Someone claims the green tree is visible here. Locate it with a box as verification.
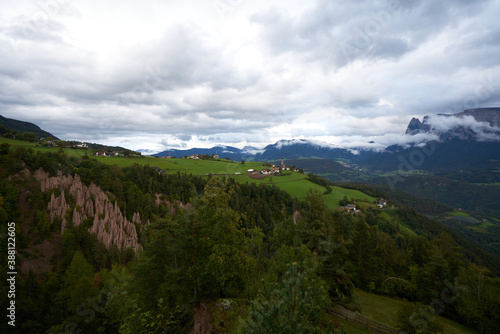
[0,142,10,155]
[190,178,254,297]
[247,264,331,334]
[302,189,334,253]
[133,212,192,311]
[456,264,500,333]
[63,250,98,311]
[412,245,452,303]
[395,302,443,334]
[20,132,37,142]
[265,245,321,286]
[339,195,349,206]
[301,190,353,303]
[349,217,377,289]
[120,299,181,334]
[271,216,302,251]
[98,265,136,332]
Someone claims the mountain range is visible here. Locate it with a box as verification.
[3,108,500,172]
[155,108,500,172]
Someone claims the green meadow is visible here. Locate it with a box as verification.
[208,289,477,334]
[353,289,477,334]
[0,137,93,157]
[232,172,374,210]
[448,210,470,217]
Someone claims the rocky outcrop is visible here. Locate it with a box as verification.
[36,168,74,191]
[89,200,140,252]
[405,108,500,140]
[34,169,143,252]
[293,210,302,225]
[155,194,192,215]
[47,190,69,233]
[405,117,431,135]
[458,108,500,127]
[190,303,215,334]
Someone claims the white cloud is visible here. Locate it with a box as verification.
[424,114,500,140]
[1,0,500,151]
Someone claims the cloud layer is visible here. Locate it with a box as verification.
[1,0,500,152]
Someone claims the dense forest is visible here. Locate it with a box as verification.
[1,143,500,333]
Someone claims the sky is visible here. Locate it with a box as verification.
[1,0,500,153]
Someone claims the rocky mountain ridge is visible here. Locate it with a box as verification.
[405,107,500,139]
[459,108,500,127]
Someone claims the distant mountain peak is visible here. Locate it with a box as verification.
[405,108,500,141]
[405,117,431,135]
[271,138,339,150]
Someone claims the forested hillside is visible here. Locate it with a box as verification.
[1,143,500,333]
[0,115,59,141]
[369,174,500,217]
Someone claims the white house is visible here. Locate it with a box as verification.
[375,198,387,208]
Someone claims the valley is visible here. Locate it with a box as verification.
[1,114,500,333]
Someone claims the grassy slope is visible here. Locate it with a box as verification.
[209,290,477,334]
[232,172,374,210]
[354,289,477,334]
[449,210,471,217]
[0,137,92,157]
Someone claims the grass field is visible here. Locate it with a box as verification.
[94,155,267,173]
[0,137,95,157]
[208,290,477,334]
[468,226,489,234]
[448,210,470,217]
[354,289,477,334]
[232,172,375,210]
[480,220,494,229]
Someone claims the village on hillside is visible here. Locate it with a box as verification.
[248,157,301,176]
[338,198,388,215]
[173,154,302,176]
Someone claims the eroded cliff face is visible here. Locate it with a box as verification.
[34,169,144,252]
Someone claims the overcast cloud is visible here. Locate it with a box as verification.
[1,0,500,152]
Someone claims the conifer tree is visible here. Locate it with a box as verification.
[247,264,331,334]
